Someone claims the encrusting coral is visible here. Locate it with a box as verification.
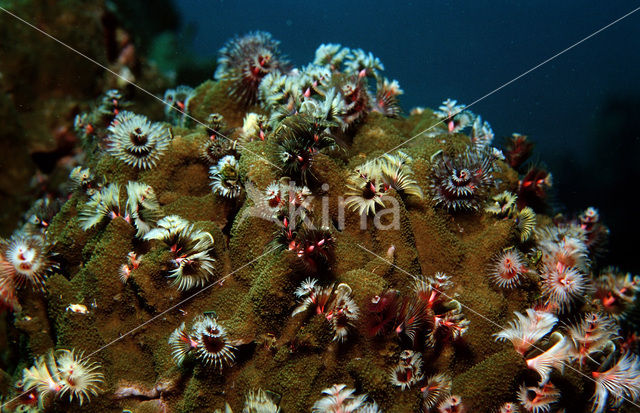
[2,31,640,413]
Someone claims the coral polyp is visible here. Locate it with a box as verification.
[489,249,528,288]
[54,349,104,405]
[389,350,423,390]
[0,234,53,291]
[192,315,238,370]
[429,149,497,211]
[169,314,237,371]
[106,111,170,169]
[591,352,640,413]
[215,31,289,106]
[494,308,558,355]
[593,267,640,318]
[517,383,560,413]
[540,263,588,312]
[19,349,103,409]
[345,162,387,215]
[163,85,195,126]
[312,384,379,413]
[274,114,337,183]
[144,215,216,291]
[420,373,452,411]
[210,155,243,198]
[346,152,422,215]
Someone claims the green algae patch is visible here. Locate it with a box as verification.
[408,131,471,164]
[266,353,325,412]
[403,109,440,137]
[350,113,407,156]
[310,153,349,206]
[247,254,297,334]
[494,159,521,189]
[129,247,175,311]
[95,154,139,185]
[339,268,387,310]
[164,193,233,230]
[450,216,522,360]
[189,80,253,128]
[408,208,464,276]
[172,372,223,413]
[219,296,258,344]
[141,135,211,201]
[46,273,82,326]
[47,196,88,270]
[368,193,423,283]
[228,213,278,284]
[237,139,280,188]
[347,356,421,411]
[13,292,54,356]
[45,273,105,354]
[333,231,374,277]
[291,314,334,352]
[452,349,527,411]
[77,218,134,307]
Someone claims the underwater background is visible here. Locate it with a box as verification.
[1,1,640,412]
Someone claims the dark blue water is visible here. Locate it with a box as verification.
[172,0,640,271]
